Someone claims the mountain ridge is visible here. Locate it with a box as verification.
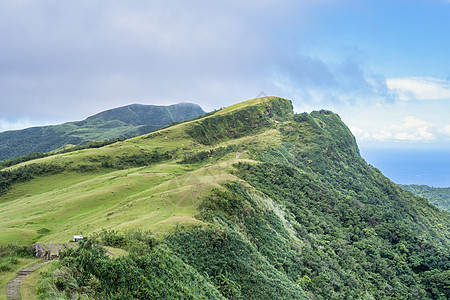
[0,102,205,161]
[0,96,448,299]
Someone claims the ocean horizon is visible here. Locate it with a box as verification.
[360,148,450,188]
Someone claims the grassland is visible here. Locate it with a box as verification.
[0,98,286,299]
[0,96,286,246]
[0,96,293,299]
[0,153,233,244]
[2,96,447,299]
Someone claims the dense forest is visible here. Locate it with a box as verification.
[1,97,449,299]
[401,184,450,212]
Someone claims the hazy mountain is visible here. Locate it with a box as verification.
[0,102,205,161]
[0,97,448,299]
[402,184,450,211]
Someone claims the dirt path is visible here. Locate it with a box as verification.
[5,260,50,300]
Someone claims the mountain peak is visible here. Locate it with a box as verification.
[85,102,205,126]
[0,102,205,161]
[185,96,294,145]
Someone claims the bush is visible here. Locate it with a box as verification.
[41,238,225,299]
[0,244,34,273]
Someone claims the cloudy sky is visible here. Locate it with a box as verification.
[1,0,450,149]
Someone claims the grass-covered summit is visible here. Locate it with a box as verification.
[0,102,205,161]
[0,96,449,299]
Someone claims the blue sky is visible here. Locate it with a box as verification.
[1,0,450,149]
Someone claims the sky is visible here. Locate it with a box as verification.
[1,0,450,150]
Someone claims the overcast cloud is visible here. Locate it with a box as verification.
[0,0,287,119]
[1,0,450,148]
[0,0,383,120]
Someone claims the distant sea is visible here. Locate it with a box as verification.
[360,148,450,188]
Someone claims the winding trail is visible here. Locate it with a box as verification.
[5,260,50,300]
[5,242,113,299]
[5,243,74,300]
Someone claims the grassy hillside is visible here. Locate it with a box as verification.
[0,97,449,299]
[0,102,205,161]
[401,184,450,212]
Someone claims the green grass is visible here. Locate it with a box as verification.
[0,258,40,300]
[3,97,283,172]
[214,96,282,115]
[0,150,258,245]
[20,261,52,300]
[0,96,284,246]
[105,246,128,257]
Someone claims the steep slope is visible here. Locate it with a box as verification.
[0,97,448,299]
[0,102,205,161]
[401,184,450,211]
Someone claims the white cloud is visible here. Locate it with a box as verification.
[383,116,435,141]
[391,116,429,130]
[348,125,371,141]
[372,129,393,141]
[438,124,450,137]
[0,119,48,132]
[386,77,450,100]
[416,127,435,140]
[393,126,434,141]
[351,116,436,143]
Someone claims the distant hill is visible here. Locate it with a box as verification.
[401,184,450,211]
[0,102,205,161]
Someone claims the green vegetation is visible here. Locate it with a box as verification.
[401,184,450,211]
[37,232,225,299]
[187,96,293,145]
[0,102,205,161]
[0,96,449,299]
[21,262,50,300]
[0,138,129,170]
[167,226,307,299]
[0,244,37,299]
[0,244,35,272]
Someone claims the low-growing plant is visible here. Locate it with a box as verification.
[0,244,35,273]
[40,238,225,299]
